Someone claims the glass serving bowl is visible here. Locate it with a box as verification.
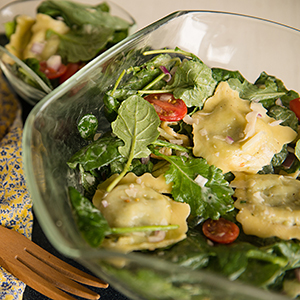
[0,0,136,105]
[23,11,300,300]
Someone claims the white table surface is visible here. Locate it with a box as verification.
[0,0,300,31]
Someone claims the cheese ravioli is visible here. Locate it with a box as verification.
[93,173,190,253]
[23,13,69,61]
[232,172,300,240]
[3,15,35,64]
[191,81,297,174]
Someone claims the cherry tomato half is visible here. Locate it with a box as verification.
[289,98,300,120]
[144,93,187,121]
[202,217,239,244]
[39,61,67,79]
[59,62,83,84]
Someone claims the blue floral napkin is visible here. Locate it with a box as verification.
[0,72,33,299]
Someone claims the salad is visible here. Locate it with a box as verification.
[67,47,300,298]
[2,0,132,91]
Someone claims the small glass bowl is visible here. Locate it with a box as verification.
[0,0,136,105]
[23,10,300,300]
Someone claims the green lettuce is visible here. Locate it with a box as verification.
[38,0,131,62]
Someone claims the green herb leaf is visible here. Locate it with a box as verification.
[4,20,17,39]
[123,54,174,91]
[67,135,124,171]
[151,149,234,219]
[167,60,217,108]
[227,77,285,102]
[212,67,245,83]
[68,186,110,247]
[77,114,99,140]
[152,139,190,153]
[38,1,129,30]
[267,105,298,132]
[48,27,114,63]
[12,58,52,89]
[38,1,131,62]
[112,95,160,159]
[254,71,300,108]
[107,95,160,191]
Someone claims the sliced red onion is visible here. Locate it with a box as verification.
[141,156,150,164]
[295,268,300,282]
[101,200,109,207]
[275,98,283,106]
[225,136,234,144]
[31,42,45,55]
[269,119,283,126]
[282,153,295,169]
[148,231,166,243]
[169,139,183,145]
[183,114,195,125]
[194,174,208,187]
[170,66,177,75]
[46,55,62,71]
[159,66,172,82]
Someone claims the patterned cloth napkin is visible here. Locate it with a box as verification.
[0,72,33,299]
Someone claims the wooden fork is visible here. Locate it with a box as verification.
[0,225,108,300]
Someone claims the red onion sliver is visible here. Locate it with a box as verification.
[295,268,300,282]
[159,66,172,82]
[141,156,150,164]
[225,136,234,144]
[47,55,62,71]
[31,42,45,55]
[282,153,295,169]
[148,231,166,243]
[101,200,109,208]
